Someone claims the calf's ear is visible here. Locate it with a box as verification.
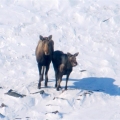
[74,52,79,56]
[40,35,43,40]
[48,35,52,40]
[67,52,72,57]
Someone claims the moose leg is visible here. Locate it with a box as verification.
[55,72,58,88]
[45,65,49,87]
[55,73,62,88]
[57,73,62,91]
[38,63,42,89]
[65,73,70,90]
[41,66,44,81]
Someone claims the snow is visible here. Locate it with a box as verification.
[0,0,120,119]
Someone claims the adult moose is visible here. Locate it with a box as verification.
[35,35,54,89]
[52,50,79,91]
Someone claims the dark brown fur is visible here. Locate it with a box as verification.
[35,35,54,89]
[52,50,79,91]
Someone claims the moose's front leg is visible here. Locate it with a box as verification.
[41,66,44,81]
[38,63,42,89]
[45,65,49,87]
[65,73,70,90]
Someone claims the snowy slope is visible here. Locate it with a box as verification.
[0,0,120,119]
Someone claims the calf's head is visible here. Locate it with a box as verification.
[67,52,79,67]
[40,35,54,55]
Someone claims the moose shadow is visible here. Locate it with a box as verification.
[69,77,120,96]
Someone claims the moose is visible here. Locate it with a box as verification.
[52,50,79,91]
[35,35,54,89]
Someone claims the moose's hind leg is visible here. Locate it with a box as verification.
[56,74,62,91]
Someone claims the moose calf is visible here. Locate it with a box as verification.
[52,50,79,91]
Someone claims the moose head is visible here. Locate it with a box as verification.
[67,52,79,67]
[39,35,54,55]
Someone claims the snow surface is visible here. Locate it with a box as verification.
[0,0,120,119]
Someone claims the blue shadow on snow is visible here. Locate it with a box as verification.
[69,77,120,96]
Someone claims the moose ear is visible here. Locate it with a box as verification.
[48,35,52,40]
[40,35,43,40]
[74,52,79,57]
[67,52,72,57]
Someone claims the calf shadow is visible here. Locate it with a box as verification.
[69,77,120,96]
